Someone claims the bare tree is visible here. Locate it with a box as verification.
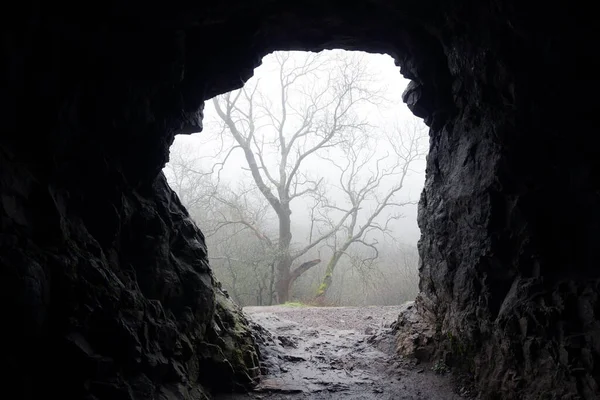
[211,51,381,303]
[166,144,279,305]
[313,121,426,303]
[164,144,213,220]
[164,130,423,307]
[165,51,425,307]
[311,238,420,306]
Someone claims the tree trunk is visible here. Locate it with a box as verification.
[275,259,292,303]
[314,250,344,305]
[275,207,293,304]
[257,288,262,306]
[268,261,275,305]
[276,258,322,303]
[289,259,321,287]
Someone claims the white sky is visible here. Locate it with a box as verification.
[168,50,427,246]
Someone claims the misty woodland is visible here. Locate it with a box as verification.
[165,51,425,308]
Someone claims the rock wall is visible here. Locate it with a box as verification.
[411,3,600,399]
[0,154,260,398]
[2,1,599,399]
[1,4,261,398]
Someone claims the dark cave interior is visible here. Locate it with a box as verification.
[1,1,599,399]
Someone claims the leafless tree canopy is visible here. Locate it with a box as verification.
[164,50,427,306]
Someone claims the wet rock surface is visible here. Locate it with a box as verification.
[0,168,260,398]
[216,305,460,400]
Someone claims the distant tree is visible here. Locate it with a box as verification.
[165,139,423,306]
[211,51,382,303]
[165,145,276,305]
[312,120,426,303]
[164,144,213,220]
[304,239,420,306]
[205,183,278,305]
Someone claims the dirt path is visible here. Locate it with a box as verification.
[215,305,462,400]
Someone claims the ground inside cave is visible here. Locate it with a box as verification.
[215,304,463,399]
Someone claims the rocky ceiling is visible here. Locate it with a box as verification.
[1,1,598,399]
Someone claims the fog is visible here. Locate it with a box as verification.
[164,50,427,307]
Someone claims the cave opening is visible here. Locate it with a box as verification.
[163,50,446,397]
[165,50,427,309]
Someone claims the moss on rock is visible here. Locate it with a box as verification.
[199,289,261,391]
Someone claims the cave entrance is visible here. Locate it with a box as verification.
[164,50,427,309]
[165,49,444,398]
[5,3,594,398]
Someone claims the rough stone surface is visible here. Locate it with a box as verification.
[2,1,599,400]
[410,4,600,399]
[0,164,260,398]
[392,302,437,362]
[216,305,461,399]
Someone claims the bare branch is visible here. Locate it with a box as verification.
[289,259,322,283]
[213,96,283,213]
